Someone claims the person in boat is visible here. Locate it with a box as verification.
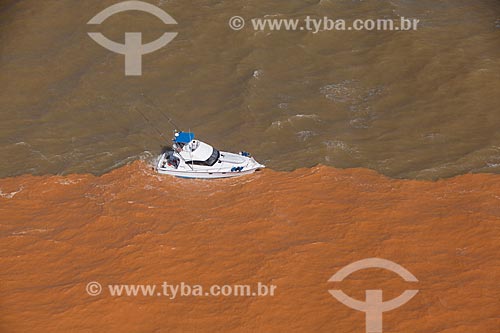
[174,143,184,153]
[166,151,180,169]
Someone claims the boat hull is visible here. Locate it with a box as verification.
[156,167,263,179]
[156,150,265,179]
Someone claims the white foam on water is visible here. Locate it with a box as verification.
[0,187,23,199]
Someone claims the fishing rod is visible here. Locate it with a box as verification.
[134,106,168,141]
[140,93,182,132]
[134,106,194,170]
[138,95,197,171]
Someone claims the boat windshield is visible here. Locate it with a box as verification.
[187,148,220,167]
[205,148,220,166]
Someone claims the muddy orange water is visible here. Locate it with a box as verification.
[1,162,499,332]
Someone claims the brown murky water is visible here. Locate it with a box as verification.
[1,0,499,179]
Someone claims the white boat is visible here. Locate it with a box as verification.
[156,132,265,179]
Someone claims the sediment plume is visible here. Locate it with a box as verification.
[1,162,499,332]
